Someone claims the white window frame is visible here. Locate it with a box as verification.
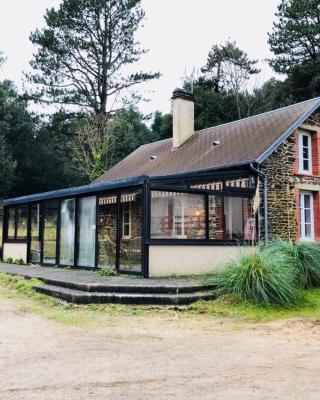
[300,191,315,242]
[122,202,132,239]
[299,131,312,174]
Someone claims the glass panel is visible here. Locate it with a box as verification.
[304,195,311,209]
[17,207,28,240]
[98,194,117,270]
[7,208,16,239]
[78,196,96,268]
[120,189,142,272]
[305,223,311,238]
[30,204,41,263]
[303,159,309,171]
[43,201,58,264]
[302,135,309,147]
[151,191,206,239]
[60,199,76,266]
[209,196,255,241]
[208,196,225,240]
[305,209,311,224]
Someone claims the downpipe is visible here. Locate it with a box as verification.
[249,163,268,244]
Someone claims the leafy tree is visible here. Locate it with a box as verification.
[105,108,152,170]
[201,40,260,118]
[151,111,172,141]
[72,107,152,180]
[248,78,294,115]
[183,77,239,130]
[28,0,159,115]
[268,0,320,99]
[0,133,15,199]
[0,55,85,198]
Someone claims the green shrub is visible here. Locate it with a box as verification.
[5,258,13,264]
[98,267,116,277]
[14,258,24,265]
[266,239,320,288]
[209,250,298,306]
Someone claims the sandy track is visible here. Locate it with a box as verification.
[1,297,320,400]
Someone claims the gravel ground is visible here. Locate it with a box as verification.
[1,296,320,400]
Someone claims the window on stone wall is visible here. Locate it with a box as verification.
[299,131,312,174]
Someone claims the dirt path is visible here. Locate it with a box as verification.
[1,297,320,400]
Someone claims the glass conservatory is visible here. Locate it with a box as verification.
[1,168,257,278]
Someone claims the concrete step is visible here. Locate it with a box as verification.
[38,277,215,295]
[34,284,216,305]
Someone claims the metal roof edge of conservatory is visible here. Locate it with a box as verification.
[3,175,148,206]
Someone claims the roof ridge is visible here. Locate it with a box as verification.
[196,97,320,134]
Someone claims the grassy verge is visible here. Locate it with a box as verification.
[2,272,320,325]
[0,273,178,325]
[189,290,320,322]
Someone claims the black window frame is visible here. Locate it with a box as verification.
[4,206,30,243]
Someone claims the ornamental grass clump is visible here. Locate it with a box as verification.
[265,239,320,289]
[210,250,298,306]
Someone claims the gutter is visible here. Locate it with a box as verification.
[249,163,268,243]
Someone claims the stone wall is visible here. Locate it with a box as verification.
[259,135,297,240]
[259,111,320,241]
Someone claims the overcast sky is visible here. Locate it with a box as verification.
[0,0,280,115]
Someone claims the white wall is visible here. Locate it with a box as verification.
[149,245,251,277]
[3,242,28,263]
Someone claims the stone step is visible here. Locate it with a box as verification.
[39,277,214,295]
[34,284,216,305]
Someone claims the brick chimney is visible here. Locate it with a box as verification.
[171,88,195,149]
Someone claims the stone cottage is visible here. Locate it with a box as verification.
[2,89,320,277]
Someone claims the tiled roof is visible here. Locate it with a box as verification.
[95,97,320,183]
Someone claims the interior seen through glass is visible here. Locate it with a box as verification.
[43,201,58,264]
[209,195,255,240]
[60,198,76,266]
[151,191,206,239]
[17,207,28,240]
[98,194,117,270]
[30,204,41,263]
[150,191,255,241]
[7,208,16,240]
[77,196,96,268]
[119,190,142,272]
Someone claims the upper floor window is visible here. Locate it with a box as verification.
[299,131,312,174]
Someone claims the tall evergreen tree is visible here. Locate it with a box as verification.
[268,0,320,99]
[201,40,260,118]
[27,0,159,115]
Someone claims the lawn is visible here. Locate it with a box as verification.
[2,272,320,325]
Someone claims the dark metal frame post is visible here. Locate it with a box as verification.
[142,179,150,278]
[1,206,7,261]
[205,193,210,241]
[94,196,99,269]
[115,191,121,273]
[40,202,44,265]
[74,198,80,268]
[56,200,61,266]
[26,204,32,264]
